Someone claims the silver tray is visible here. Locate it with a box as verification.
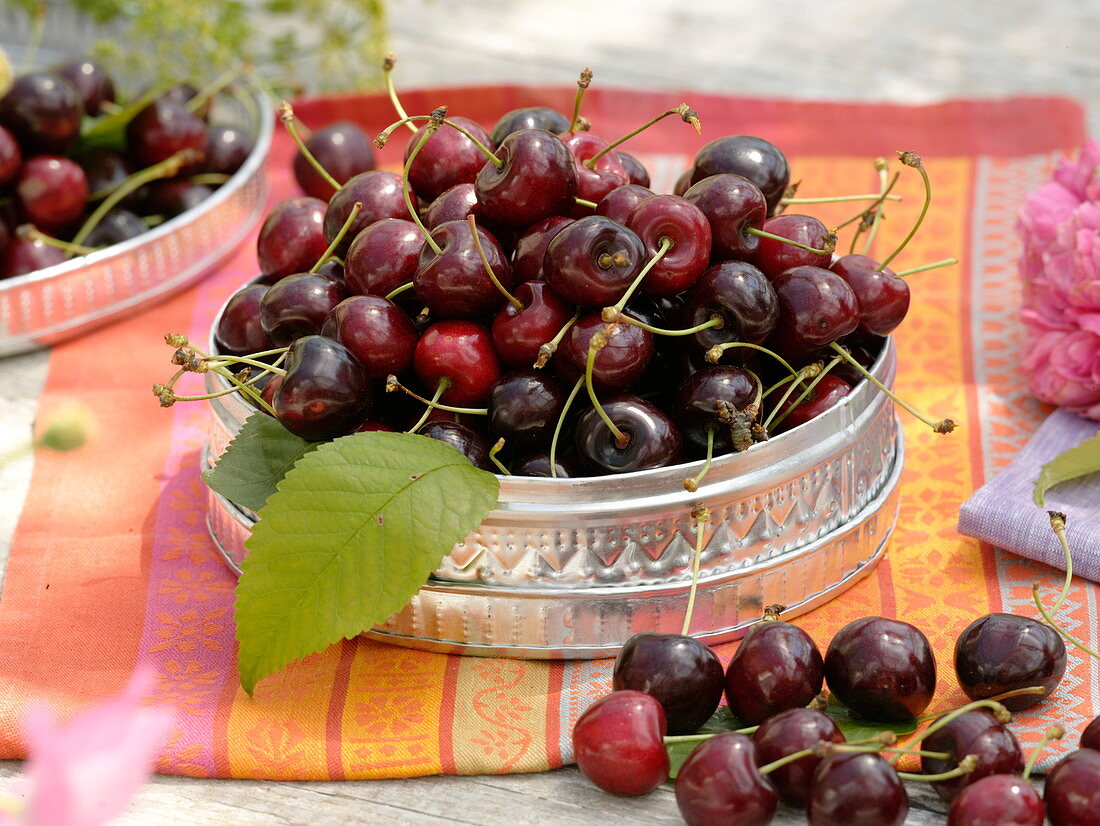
[0,77,273,356]
[202,316,903,656]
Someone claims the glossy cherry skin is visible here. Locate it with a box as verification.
[682,261,779,361]
[770,266,860,359]
[807,751,908,826]
[947,773,1045,826]
[272,335,372,440]
[753,708,845,807]
[562,131,630,209]
[418,420,493,471]
[511,216,573,283]
[259,272,349,346]
[544,215,645,307]
[414,219,513,319]
[83,208,148,247]
[574,395,682,474]
[293,120,375,201]
[215,283,274,357]
[672,365,758,455]
[203,125,254,176]
[513,451,578,477]
[489,106,570,146]
[954,612,1067,711]
[0,125,21,187]
[52,59,115,115]
[773,375,852,433]
[475,129,578,229]
[751,214,834,278]
[425,183,479,229]
[257,197,330,283]
[675,732,778,826]
[344,218,423,300]
[323,171,412,253]
[126,97,208,168]
[831,253,911,337]
[1082,715,1100,750]
[0,228,66,277]
[486,369,569,452]
[557,314,653,392]
[572,690,669,797]
[920,708,1023,803]
[1045,748,1100,825]
[413,320,501,407]
[490,280,573,369]
[673,168,693,196]
[682,174,768,260]
[405,116,493,202]
[725,620,825,724]
[79,147,138,209]
[321,295,419,380]
[595,184,656,225]
[691,135,790,215]
[626,195,712,296]
[0,72,83,154]
[143,180,213,219]
[16,156,89,231]
[824,616,936,721]
[613,633,724,735]
[618,152,651,188]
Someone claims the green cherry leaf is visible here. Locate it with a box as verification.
[1033,430,1100,506]
[666,705,747,780]
[234,431,500,694]
[201,411,316,513]
[825,697,918,742]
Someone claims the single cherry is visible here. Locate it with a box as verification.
[16,156,89,231]
[1045,748,1100,826]
[489,106,570,146]
[574,395,682,474]
[203,125,254,176]
[125,96,208,169]
[425,183,479,229]
[752,708,845,807]
[807,751,908,826]
[413,320,501,407]
[675,732,778,826]
[511,216,573,283]
[947,774,1045,826]
[512,450,579,478]
[920,708,1024,802]
[1081,715,1100,751]
[257,197,330,283]
[414,219,513,319]
[323,171,411,253]
[490,280,573,369]
[682,174,768,260]
[831,253,911,337]
[487,370,569,452]
[626,194,712,296]
[293,121,375,200]
[321,295,419,380]
[561,131,630,208]
[773,375,852,433]
[344,218,423,300]
[418,421,493,471]
[475,129,578,229]
[556,314,653,392]
[751,213,834,278]
[0,71,83,154]
[595,184,655,225]
[52,59,115,116]
[618,152,651,188]
[405,116,493,202]
[259,272,348,346]
[724,616,825,724]
[769,265,860,359]
[0,227,66,277]
[572,691,669,796]
[543,215,645,307]
[691,135,791,215]
[272,335,372,440]
[215,283,274,357]
[681,261,779,361]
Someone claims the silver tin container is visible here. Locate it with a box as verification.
[202,314,904,657]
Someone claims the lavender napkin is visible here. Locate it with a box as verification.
[958,408,1100,580]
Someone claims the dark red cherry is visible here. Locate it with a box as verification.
[413,320,501,407]
[321,295,419,380]
[562,131,629,209]
[572,690,669,797]
[675,732,778,826]
[418,420,493,471]
[272,335,372,440]
[954,612,1067,711]
[544,215,645,307]
[920,708,1023,803]
[947,773,1045,826]
[16,156,88,231]
[595,184,655,225]
[1,227,66,277]
[203,125,254,176]
[491,280,572,369]
[612,632,724,735]
[574,394,681,474]
[770,265,860,359]
[0,72,83,154]
[487,369,568,452]
[1046,748,1100,825]
[557,314,653,391]
[425,183,478,229]
[52,59,115,116]
[672,365,758,455]
[489,106,570,146]
[831,253,911,337]
[807,751,908,826]
[824,616,936,721]
[751,213,834,278]
[83,208,147,247]
[724,619,825,725]
[618,152,651,188]
[414,219,513,319]
[773,374,852,433]
[682,174,768,260]
[259,272,348,346]
[626,194,712,296]
[344,218,423,300]
[511,216,573,282]
[404,116,493,202]
[78,147,138,209]
[215,283,274,357]
[513,450,579,478]
[126,97,207,169]
[691,135,790,215]
[673,168,693,197]
[293,121,375,201]
[752,708,844,807]
[142,180,213,219]
[682,261,779,361]
[1082,716,1100,751]
[324,171,411,254]
[257,197,330,283]
[0,125,21,187]
[475,129,578,229]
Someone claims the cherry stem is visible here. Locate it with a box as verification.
[386,375,488,416]
[782,193,902,205]
[549,377,584,478]
[614,313,723,338]
[897,755,978,783]
[569,67,593,133]
[831,169,898,235]
[663,725,759,744]
[17,226,96,257]
[488,438,511,476]
[1022,725,1065,780]
[585,325,629,448]
[764,358,839,432]
[683,427,715,493]
[187,64,243,114]
[1047,510,1073,615]
[207,355,287,376]
[406,380,449,434]
[534,313,580,369]
[912,687,1045,725]
[878,151,931,271]
[744,226,836,256]
[211,365,276,417]
[310,201,361,272]
[681,505,711,635]
[72,148,202,247]
[762,362,823,428]
[188,173,232,187]
[278,101,340,192]
[375,113,501,167]
[895,257,958,277]
[606,236,674,313]
[382,53,419,134]
[828,342,957,434]
[705,341,801,381]
[384,282,416,302]
[468,214,522,309]
[575,197,598,210]
[584,104,701,169]
[404,111,445,254]
[903,700,1011,754]
[1033,581,1100,659]
[861,158,891,255]
[758,745,823,776]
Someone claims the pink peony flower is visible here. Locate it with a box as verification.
[1017,139,1100,420]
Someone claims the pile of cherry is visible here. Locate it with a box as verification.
[0,58,255,279]
[207,70,936,479]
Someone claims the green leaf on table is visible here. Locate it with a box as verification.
[1033,430,1100,506]
[826,697,918,742]
[234,431,500,694]
[201,412,315,513]
[666,705,747,779]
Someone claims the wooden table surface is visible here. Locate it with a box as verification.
[0,0,1094,822]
